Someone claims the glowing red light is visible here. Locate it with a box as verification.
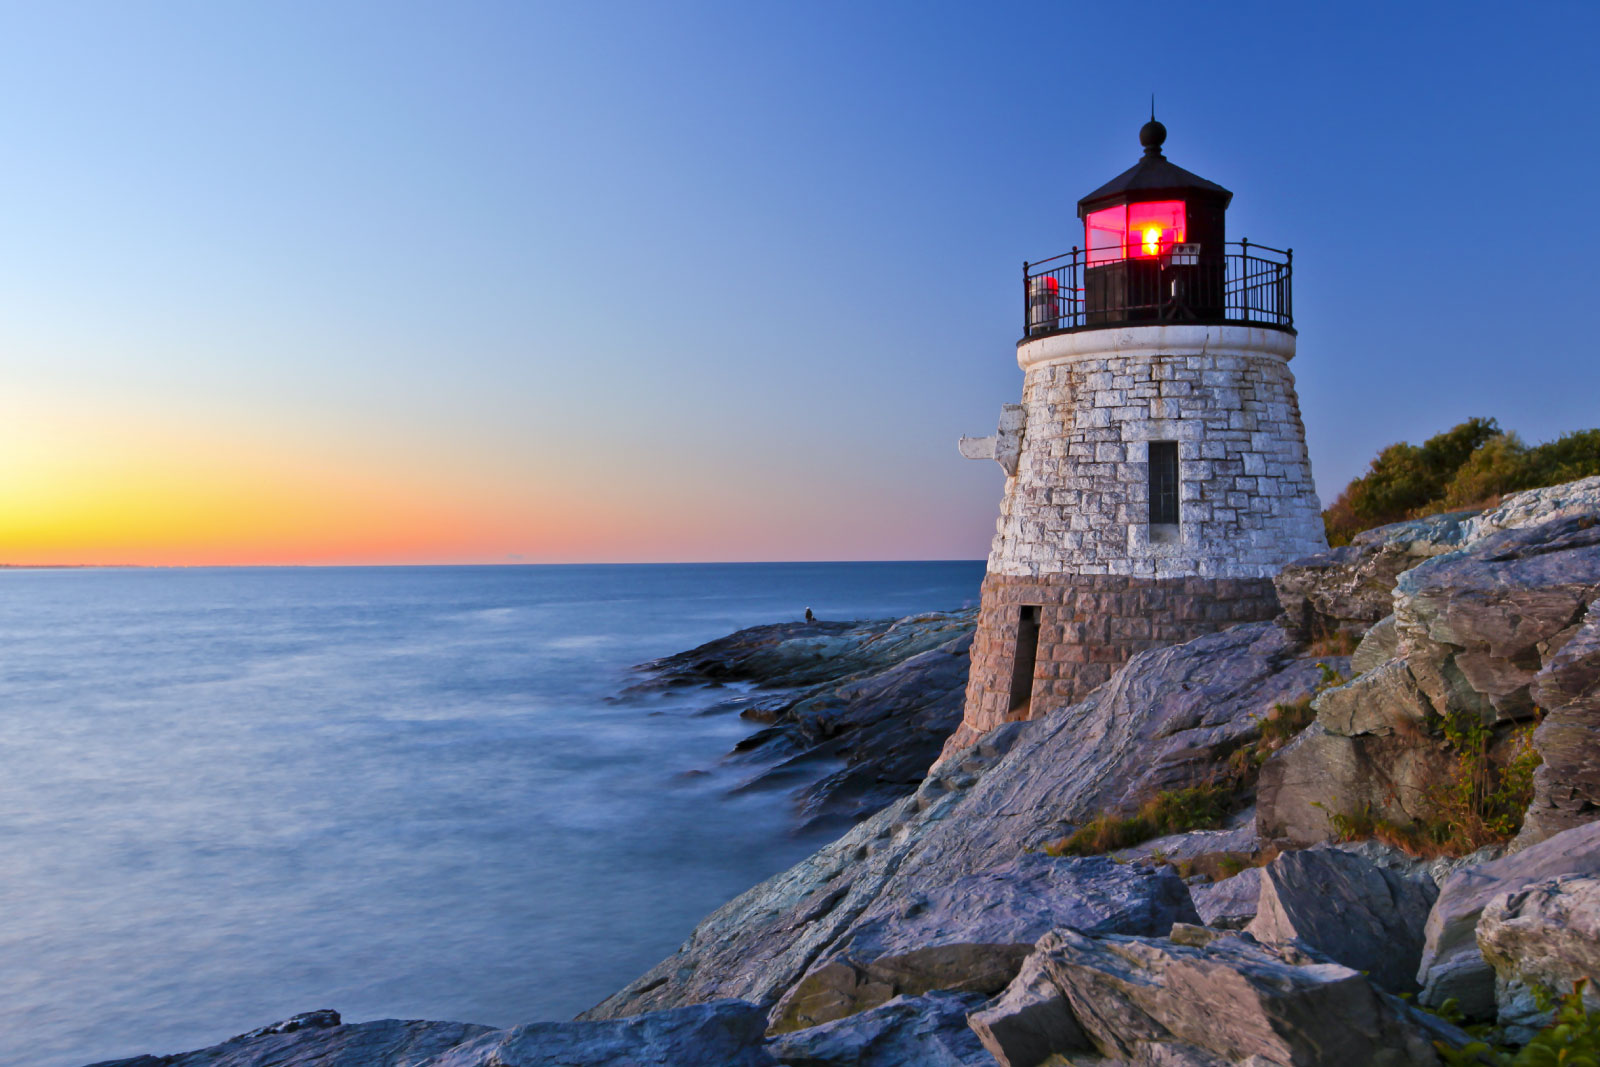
[1085,200,1187,264]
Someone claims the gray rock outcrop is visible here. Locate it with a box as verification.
[766,992,992,1066]
[1477,874,1600,1042]
[1262,507,1600,847]
[634,612,971,692]
[1393,512,1600,724]
[1257,660,1452,846]
[84,1012,493,1067]
[1351,613,1400,675]
[1463,475,1600,544]
[1275,511,1476,640]
[632,610,978,829]
[767,853,1197,1032]
[1418,819,1600,1017]
[1109,813,1260,867]
[1245,847,1437,994]
[587,621,1330,1023]
[1016,925,1466,1065]
[1522,598,1600,845]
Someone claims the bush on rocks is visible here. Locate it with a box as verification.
[1323,418,1600,545]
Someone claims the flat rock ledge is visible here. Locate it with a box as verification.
[84,1012,494,1067]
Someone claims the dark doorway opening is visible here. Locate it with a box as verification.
[1008,605,1042,713]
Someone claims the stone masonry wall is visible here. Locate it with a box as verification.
[989,348,1325,579]
[943,571,1281,757]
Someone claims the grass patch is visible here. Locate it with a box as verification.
[1044,782,1236,857]
[1163,844,1282,882]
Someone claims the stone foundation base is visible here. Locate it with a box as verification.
[942,572,1280,757]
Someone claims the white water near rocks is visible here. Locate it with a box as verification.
[0,562,982,1067]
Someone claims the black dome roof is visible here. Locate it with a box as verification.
[1077,122,1232,218]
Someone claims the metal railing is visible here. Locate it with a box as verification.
[1023,240,1293,337]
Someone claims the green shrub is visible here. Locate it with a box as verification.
[1324,418,1600,544]
[1527,428,1600,487]
[1433,712,1543,846]
[1350,418,1501,522]
[1322,716,1541,858]
[1438,981,1600,1066]
[1445,433,1533,507]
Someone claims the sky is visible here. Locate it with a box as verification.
[0,1,1597,566]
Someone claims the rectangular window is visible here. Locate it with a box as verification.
[1007,606,1042,713]
[1148,441,1179,526]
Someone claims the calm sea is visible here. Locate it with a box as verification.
[0,562,982,1067]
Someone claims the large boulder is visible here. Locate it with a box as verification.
[767,854,1198,1031]
[1257,660,1453,846]
[1275,511,1476,641]
[1351,613,1401,675]
[1021,925,1466,1065]
[966,949,1089,1067]
[766,992,992,1067]
[1313,658,1433,738]
[1245,847,1438,994]
[83,1012,493,1067]
[1417,820,1600,1017]
[1477,874,1600,1043]
[587,622,1330,1023]
[1191,869,1263,931]
[1521,600,1600,845]
[426,1000,772,1067]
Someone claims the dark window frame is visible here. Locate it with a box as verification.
[1148,441,1180,526]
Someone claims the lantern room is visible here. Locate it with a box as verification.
[1078,118,1230,324]
[1023,119,1293,337]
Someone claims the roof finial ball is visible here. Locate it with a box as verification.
[1139,116,1167,157]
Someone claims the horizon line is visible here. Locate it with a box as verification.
[0,558,990,571]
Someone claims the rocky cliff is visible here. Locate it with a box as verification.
[625,609,976,832]
[88,478,1600,1066]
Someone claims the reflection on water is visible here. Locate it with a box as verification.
[0,562,981,1067]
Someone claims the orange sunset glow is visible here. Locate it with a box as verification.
[0,401,548,566]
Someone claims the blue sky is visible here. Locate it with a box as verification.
[0,1,1595,563]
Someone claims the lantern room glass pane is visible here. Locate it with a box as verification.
[1085,206,1125,266]
[1084,200,1188,264]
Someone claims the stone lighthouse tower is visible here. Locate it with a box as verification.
[949,118,1325,753]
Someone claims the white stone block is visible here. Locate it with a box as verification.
[1095,443,1125,463]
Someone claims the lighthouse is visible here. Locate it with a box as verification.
[950,118,1326,753]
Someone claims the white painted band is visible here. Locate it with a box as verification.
[1017,324,1296,370]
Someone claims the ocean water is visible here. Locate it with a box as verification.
[0,562,983,1067]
